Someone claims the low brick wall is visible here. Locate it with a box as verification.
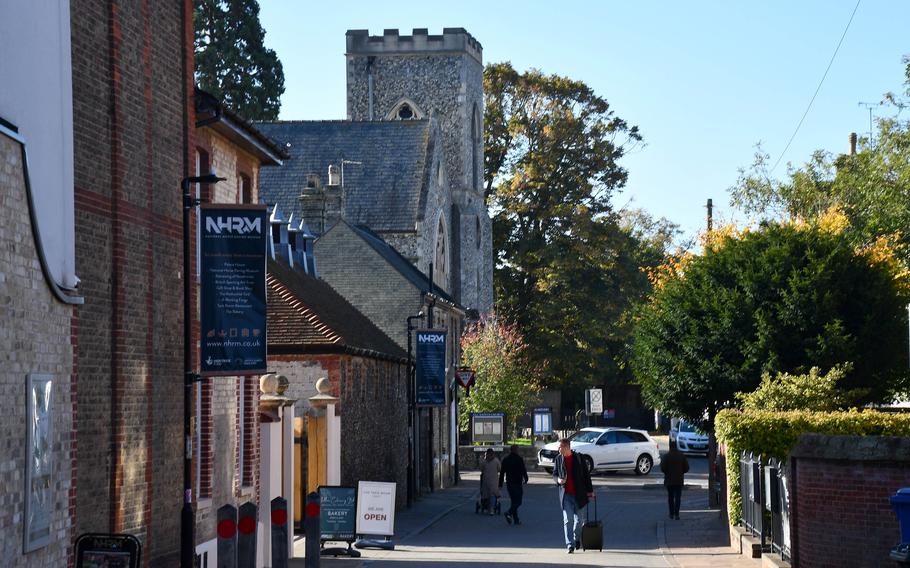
[457,445,541,472]
[790,434,909,568]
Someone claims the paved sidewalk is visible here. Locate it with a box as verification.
[290,470,758,567]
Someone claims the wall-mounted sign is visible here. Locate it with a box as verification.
[319,486,357,542]
[471,412,505,444]
[356,481,396,536]
[585,388,603,415]
[415,330,447,406]
[200,205,268,376]
[532,407,553,435]
[25,373,53,552]
[74,533,142,568]
[602,408,616,419]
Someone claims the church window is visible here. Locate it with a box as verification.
[472,105,481,189]
[397,103,414,120]
[385,98,425,121]
[476,216,481,249]
[434,217,448,289]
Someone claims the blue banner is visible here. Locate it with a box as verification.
[415,329,447,406]
[200,205,268,376]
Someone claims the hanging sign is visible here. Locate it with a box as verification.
[415,329,447,406]
[200,204,268,376]
[356,481,396,536]
[319,486,357,542]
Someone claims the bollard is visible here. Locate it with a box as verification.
[304,491,320,568]
[271,497,289,568]
[237,501,258,568]
[216,504,238,568]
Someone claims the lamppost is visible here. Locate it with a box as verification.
[405,311,424,507]
[180,172,224,568]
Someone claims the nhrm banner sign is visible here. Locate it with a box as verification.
[415,329,447,406]
[200,204,268,376]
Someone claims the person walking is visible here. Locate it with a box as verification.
[499,444,529,525]
[552,438,594,553]
[660,440,689,520]
[479,448,501,515]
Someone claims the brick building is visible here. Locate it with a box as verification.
[191,89,286,560]
[266,258,409,511]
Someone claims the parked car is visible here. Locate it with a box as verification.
[537,427,661,475]
[674,420,709,454]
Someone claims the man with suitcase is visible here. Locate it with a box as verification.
[553,438,596,553]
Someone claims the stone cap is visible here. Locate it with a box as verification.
[790,433,910,463]
[346,28,482,64]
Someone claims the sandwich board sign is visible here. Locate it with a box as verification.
[356,481,396,536]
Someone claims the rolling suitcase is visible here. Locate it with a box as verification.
[580,495,603,551]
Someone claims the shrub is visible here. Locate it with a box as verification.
[736,364,860,412]
[715,408,910,524]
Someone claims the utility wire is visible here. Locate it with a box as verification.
[771,0,861,174]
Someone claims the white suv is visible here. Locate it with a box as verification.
[674,421,709,454]
[537,427,661,476]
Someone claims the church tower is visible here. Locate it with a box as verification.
[345,28,494,313]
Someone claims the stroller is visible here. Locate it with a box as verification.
[474,470,502,515]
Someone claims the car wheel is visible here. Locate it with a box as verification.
[582,454,594,474]
[635,454,653,476]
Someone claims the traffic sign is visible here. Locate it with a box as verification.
[586,388,603,415]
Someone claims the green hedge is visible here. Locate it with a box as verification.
[715,409,910,524]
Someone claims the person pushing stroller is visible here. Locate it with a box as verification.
[476,448,502,515]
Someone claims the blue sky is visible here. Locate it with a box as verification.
[259,1,909,240]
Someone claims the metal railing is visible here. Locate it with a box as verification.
[738,452,791,562]
[766,458,791,562]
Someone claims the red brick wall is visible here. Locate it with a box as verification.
[791,437,908,568]
[71,0,191,564]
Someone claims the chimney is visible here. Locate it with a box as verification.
[299,173,327,235]
[327,164,341,187]
[849,132,857,156]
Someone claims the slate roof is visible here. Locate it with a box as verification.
[266,258,407,360]
[343,221,459,307]
[256,120,434,232]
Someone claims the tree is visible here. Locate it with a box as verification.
[194,0,284,120]
[633,221,909,432]
[730,60,910,266]
[458,315,541,436]
[484,63,667,396]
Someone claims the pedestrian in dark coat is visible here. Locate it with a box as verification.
[499,444,529,525]
[660,442,689,519]
[552,439,595,553]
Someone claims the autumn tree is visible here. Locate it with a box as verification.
[458,315,541,436]
[194,0,284,120]
[484,62,670,397]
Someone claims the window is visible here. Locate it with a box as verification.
[239,173,252,204]
[472,105,481,189]
[475,216,481,249]
[397,103,414,120]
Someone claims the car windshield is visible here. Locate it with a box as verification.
[570,430,602,444]
[680,422,704,435]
